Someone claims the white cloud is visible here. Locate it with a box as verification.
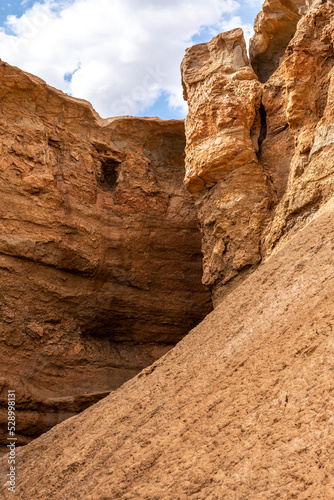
[219,15,254,46]
[0,0,256,118]
[245,0,262,6]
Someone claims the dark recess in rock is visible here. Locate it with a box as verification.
[251,30,296,83]
[258,103,268,154]
[99,158,119,190]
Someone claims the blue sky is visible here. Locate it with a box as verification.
[0,1,28,24]
[0,0,263,119]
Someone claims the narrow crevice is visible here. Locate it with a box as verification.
[257,104,267,155]
[48,138,62,148]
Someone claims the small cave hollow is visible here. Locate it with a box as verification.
[99,157,120,190]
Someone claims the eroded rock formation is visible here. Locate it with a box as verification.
[262,2,334,255]
[249,0,334,82]
[0,61,212,448]
[182,1,334,304]
[1,0,334,497]
[181,29,270,304]
[250,0,309,82]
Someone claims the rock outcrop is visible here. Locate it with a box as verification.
[250,0,309,82]
[3,194,334,500]
[181,29,270,304]
[249,0,334,82]
[182,1,334,304]
[0,61,212,447]
[261,2,334,256]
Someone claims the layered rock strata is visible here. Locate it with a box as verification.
[0,1,334,497]
[0,61,212,446]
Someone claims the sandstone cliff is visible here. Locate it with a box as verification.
[182,1,334,305]
[181,28,270,305]
[0,61,212,447]
[250,0,315,82]
[261,1,334,256]
[1,0,334,497]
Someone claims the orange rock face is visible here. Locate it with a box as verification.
[1,1,334,497]
[250,0,309,82]
[0,61,212,447]
[182,2,334,303]
[261,3,334,256]
[249,0,334,82]
[181,29,270,304]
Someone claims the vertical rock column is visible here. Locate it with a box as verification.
[181,29,270,305]
[260,3,334,256]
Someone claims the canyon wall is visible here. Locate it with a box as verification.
[182,1,334,304]
[0,61,212,448]
[1,1,334,497]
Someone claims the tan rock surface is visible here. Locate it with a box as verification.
[259,63,295,204]
[0,61,212,446]
[182,2,334,301]
[261,3,334,256]
[1,0,334,495]
[249,0,332,82]
[2,194,334,499]
[181,29,270,304]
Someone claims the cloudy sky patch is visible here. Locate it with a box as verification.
[0,0,262,118]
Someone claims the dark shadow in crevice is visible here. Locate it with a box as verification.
[257,104,267,155]
[99,158,119,190]
[250,23,298,82]
[97,157,121,191]
[94,143,123,192]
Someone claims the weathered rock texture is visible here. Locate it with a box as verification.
[261,2,334,256]
[181,29,270,304]
[1,0,334,496]
[2,194,334,500]
[0,61,212,447]
[250,0,309,82]
[182,2,334,304]
[249,0,334,82]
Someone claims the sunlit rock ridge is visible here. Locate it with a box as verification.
[182,0,334,304]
